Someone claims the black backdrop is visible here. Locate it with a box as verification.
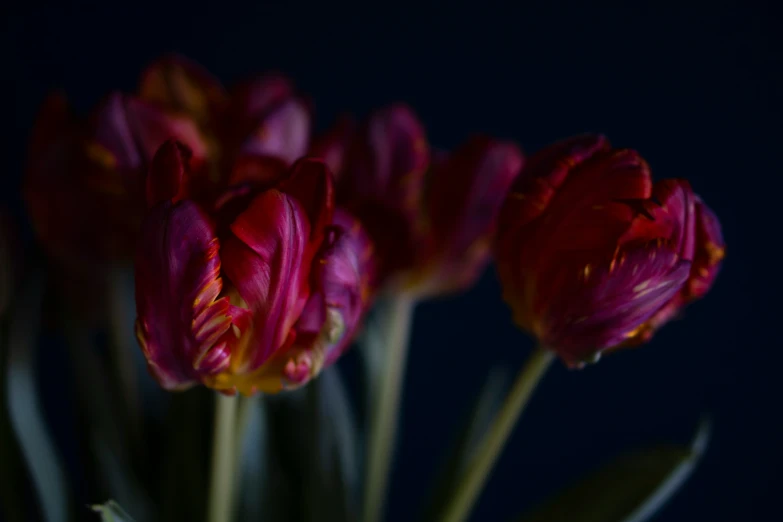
[1,2,780,521]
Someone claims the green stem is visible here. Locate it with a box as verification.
[362,295,416,522]
[230,394,258,515]
[437,347,554,522]
[208,393,239,522]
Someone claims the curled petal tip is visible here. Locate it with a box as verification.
[146,139,193,207]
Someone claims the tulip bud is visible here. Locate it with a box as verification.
[495,135,725,367]
[135,143,376,395]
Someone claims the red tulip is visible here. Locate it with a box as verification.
[24,90,208,266]
[226,74,311,167]
[495,135,725,367]
[26,56,316,270]
[135,141,374,394]
[314,105,523,296]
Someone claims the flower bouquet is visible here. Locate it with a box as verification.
[1,55,724,522]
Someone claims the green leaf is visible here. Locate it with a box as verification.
[516,419,711,522]
[91,500,136,521]
[234,394,269,521]
[5,273,71,522]
[420,367,509,521]
[62,324,153,520]
[0,320,28,522]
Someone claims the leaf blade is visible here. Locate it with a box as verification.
[91,500,136,522]
[516,419,710,522]
[5,273,71,522]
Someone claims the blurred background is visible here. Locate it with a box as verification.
[1,1,779,521]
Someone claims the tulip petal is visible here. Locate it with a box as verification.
[309,115,356,177]
[337,104,429,280]
[138,53,227,125]
[241,99,310,165]
[341,104,429,218]
[540,149,654,252]
[306,209,375,366]
[279,158,335,246]
[25,94,141,264]
[622,195,725,345]
[146,140,193,207]
[135,201,246,390]
[538,242,691,365]
[686,197,725,298]
[92,94,208,173]
[219,190,312,377]
[250,210,376,392]
[621,179,696,260]
[231,75,297,119]
[500,134,610,231]
[498,143,655,335]
[228,154,289,189]
[425,136,523,291]
[227,75,308,166]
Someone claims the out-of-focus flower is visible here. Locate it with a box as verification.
[312,105,523,296]
[25,55,311,269]
[24,90,208,267]
[224,74,311,167]
[495,134,725,367]
[138,53,227,129]
[135,140,375,394]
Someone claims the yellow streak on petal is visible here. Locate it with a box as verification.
[85,142,117,169]
[705,241,726,265]
[633,280,651,293]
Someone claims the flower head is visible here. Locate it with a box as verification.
[135,140,374,394]
[495,135,725,367]
[24,89,208,267]
[25,56,311,270]
[313,105,523,296]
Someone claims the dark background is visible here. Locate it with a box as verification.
[1,1,780,521]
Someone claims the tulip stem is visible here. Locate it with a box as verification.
[363,295,416,522]
[208,393,239,522]
[437,346,554,522]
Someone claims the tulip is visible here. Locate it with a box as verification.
[24,90,208,266]
[135,140,374,395]
[25,55,310,268]
[225,74,311,167]
[314,104,523,296]
[495,134,725,367]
